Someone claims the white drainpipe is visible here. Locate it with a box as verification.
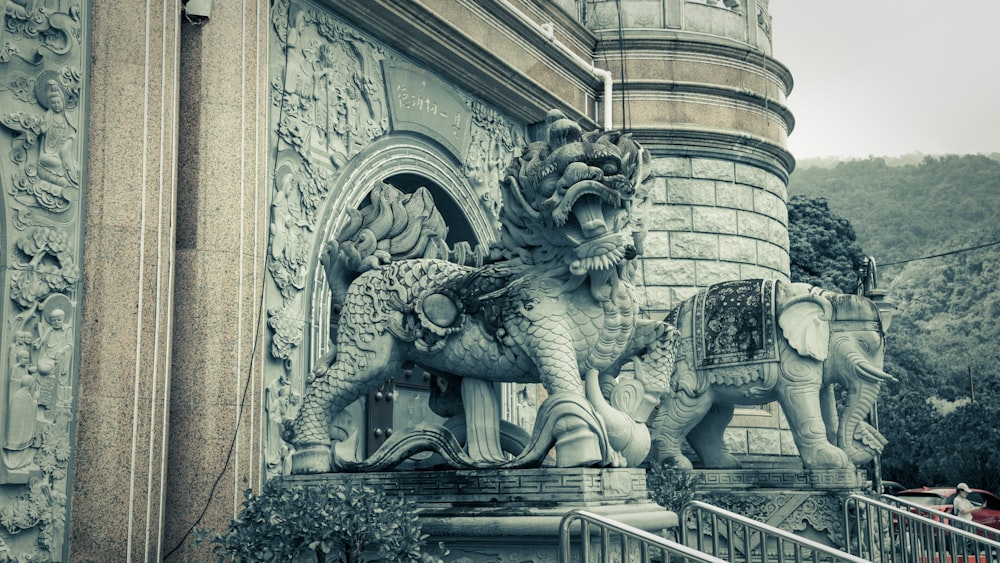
[499,0,614,131]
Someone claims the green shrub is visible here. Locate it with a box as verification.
[646,460,701,512]
[199,478,446,562]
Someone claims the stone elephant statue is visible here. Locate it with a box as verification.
[649,279,894,470]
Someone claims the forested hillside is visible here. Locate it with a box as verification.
[788,154,1000,268]
[787,155,1000,364]
[787,155,1000,491]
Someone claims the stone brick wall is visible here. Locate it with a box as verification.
[638,155,790,316]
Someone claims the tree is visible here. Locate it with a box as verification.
[787,195,866,292]
[876,336,945,488]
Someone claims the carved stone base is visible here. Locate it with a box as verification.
[287,468,678,562]
[693,468,870,550]
[289,444,332,473]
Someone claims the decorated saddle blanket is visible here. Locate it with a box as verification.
[691,279,778,368]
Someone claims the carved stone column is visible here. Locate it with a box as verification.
[0,0,90,560]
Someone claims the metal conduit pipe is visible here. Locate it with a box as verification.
[498,0,614,131]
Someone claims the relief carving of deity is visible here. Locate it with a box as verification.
[1,69,81,212]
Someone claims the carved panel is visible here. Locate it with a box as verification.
[756,0,772,38]
[264,0,525,478]
[0,0,87,560]
[700,490,846,548]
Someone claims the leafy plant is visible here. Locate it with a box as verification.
[198,479,446,562]
[647,460,702,511]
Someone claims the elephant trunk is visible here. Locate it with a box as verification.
[585,370,651,466]
[839,359,893,465]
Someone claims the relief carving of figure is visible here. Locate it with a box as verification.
[284,110,679,474]
[264,371,300,475]
[269,164,311,292]
[281,5,312,108]
[3,349,38,470]
[1,70,80,211]
[33,305,73,407]
[7,331,32,377]
[35,77,79,192]
[311,43,351,161]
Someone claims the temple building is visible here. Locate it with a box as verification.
[0,0,795,559]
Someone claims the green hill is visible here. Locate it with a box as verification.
[788,154,1000,366]
[789,154,1000,269]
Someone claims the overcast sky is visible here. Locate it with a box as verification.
[768,1,1000,160]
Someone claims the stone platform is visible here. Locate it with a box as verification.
[691,468,870,550]
[288,467,677,562]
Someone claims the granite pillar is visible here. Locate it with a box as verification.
[162,0,271,560]
[70,0,271,560]
[71,0,183,560]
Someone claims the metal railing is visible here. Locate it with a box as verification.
[880,494,1000,545]
[678,500,868,563]
[844,494,1000,563]
[558,509,728,563]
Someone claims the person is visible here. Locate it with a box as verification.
[952,483,980,555]
[3,350,38,470]
[953,482,979,521]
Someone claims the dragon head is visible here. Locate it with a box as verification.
[501,110,650,275]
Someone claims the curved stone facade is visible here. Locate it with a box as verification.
[572,0,795,315]
[640,155,789,311]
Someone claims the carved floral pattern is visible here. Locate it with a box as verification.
[701,491,846,549]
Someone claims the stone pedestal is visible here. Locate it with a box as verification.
[691,468,870,550]
[289,468,677,562]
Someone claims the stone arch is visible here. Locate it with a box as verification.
[303,133,499,363]
[262,133,503,464]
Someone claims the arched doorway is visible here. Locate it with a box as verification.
[326,171,481,457]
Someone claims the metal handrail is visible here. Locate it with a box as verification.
[679,499,869,563]
[843,493,1000,563]
[879,494,1000,544]
[558,509,728,563]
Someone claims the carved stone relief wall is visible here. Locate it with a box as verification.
[264,0,526,478]
[0,0,87,560]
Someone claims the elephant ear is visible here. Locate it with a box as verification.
[779,294,833,362]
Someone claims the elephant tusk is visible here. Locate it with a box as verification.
[856,360,897,384]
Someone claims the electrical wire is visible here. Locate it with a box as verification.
[879,240,1000,267]
[163,278,265,560]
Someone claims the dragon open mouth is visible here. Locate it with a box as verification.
[555,182,629,274]
[572,192,610,238]
[551,179,622,230]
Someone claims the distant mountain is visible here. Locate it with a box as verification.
[788,154,1000,271]
[796,152,1000,170]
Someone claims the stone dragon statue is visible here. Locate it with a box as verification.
[286,110,678,474]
